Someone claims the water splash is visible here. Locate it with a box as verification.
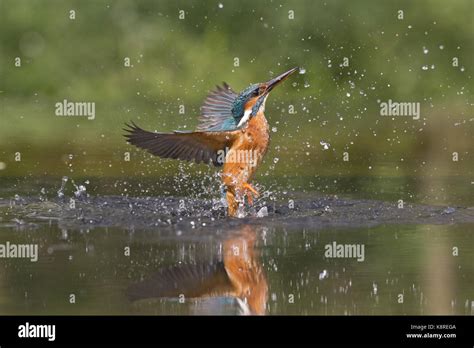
[72,180,88,199]
[372,282,378,295]
[57,176,68,198]
[39,187,47,202]
[256,206,268,218]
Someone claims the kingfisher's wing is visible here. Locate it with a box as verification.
[127,261,236,301]
[124,122,237,167]
[196,82,239,131]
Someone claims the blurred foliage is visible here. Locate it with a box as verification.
[0,0,472,201]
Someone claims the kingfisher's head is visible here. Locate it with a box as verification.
[232,67,299,127]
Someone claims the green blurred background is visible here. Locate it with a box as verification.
[0,0,473,204]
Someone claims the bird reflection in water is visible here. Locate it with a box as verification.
[127,225,268,315]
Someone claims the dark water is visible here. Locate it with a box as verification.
[0,177,473,315]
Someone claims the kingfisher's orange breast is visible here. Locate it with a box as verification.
[241,111,270,161]
[222,111,269,182]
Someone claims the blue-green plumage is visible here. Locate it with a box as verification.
[197,83,260,132]
[231,84,259,119]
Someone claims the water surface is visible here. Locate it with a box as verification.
[0,178,472,315]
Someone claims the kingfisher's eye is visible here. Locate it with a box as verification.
[252,89,259,96]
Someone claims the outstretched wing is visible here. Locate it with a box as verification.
[197,83,239,131]
[127,261,235,302]
[123,122,236,167]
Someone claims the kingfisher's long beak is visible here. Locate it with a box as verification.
[265,67,299,94]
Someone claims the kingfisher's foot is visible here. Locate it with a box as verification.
[226,191,238,217]
[242,183,259,205]
[243,183,259,196]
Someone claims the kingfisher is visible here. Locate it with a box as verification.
[124,67,299,217]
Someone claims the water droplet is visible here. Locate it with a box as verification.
[256,207,268,218]
[57,176,69,198]
[218,3,223,8]
[12,218,25,225]
[421,65,429,70]
[299,67,306,74]
[319,270,328,280]
[442,207,456,215]
[423,47,429,54]
[320,141,330,150]
[74,185,87,198]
